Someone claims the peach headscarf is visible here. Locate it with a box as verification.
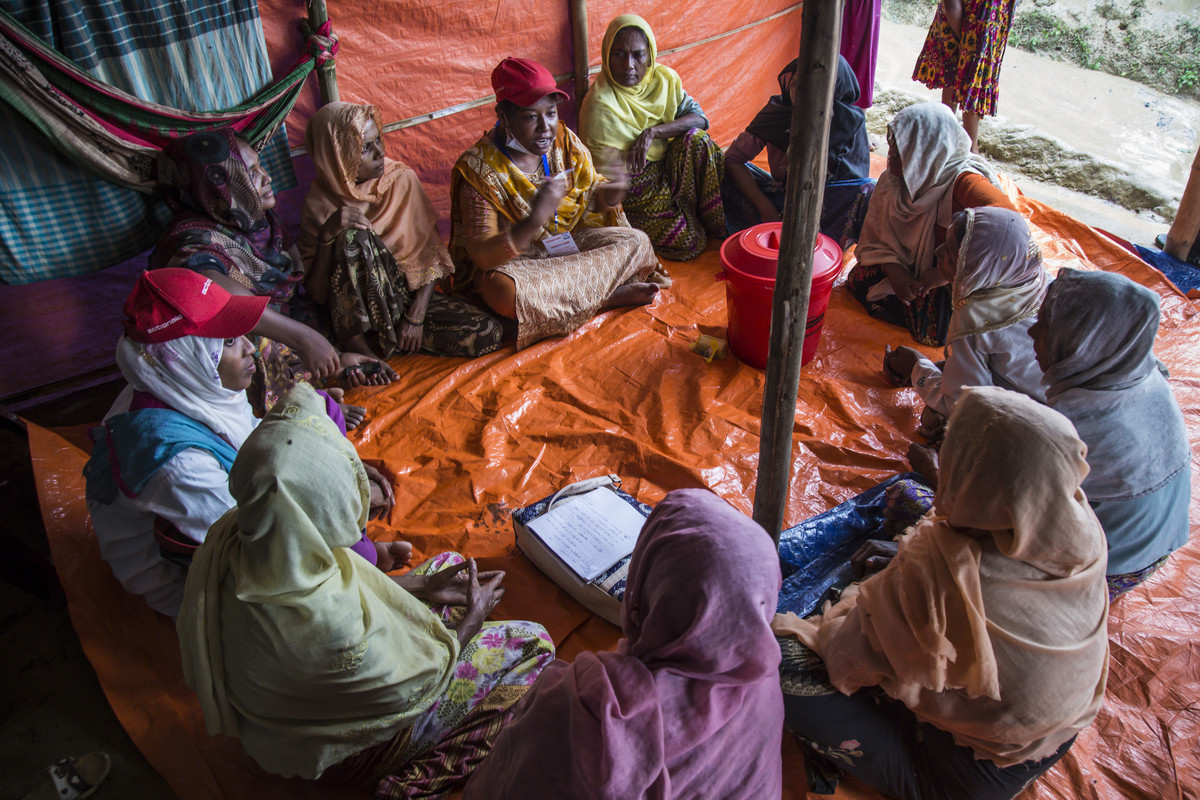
[775,386,1110,767]
[300,102,451,289]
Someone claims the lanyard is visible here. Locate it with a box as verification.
[496,128,561,234]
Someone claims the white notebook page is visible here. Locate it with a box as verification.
[526,488,646,580]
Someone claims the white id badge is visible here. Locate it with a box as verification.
[543,232,580,256]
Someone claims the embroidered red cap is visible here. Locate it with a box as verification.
[491,57,569,107]
[123,268,269,343]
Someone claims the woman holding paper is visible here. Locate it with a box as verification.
[450,57,665,349]
[463,489,784,800]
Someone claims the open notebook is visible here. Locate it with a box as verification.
[512,479,653,626]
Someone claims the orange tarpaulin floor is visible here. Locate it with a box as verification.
[29,187,1200,800]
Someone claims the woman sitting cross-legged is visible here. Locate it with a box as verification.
[1031,268,1191,599]
[723,54,873,246]
[580,14,725,261]
[300,101,503,360]
[151,128,396,411]
[774,386,1109,800]
[177,383,555,795]
[83,269,387,618]
[450,57,662,350]
[846,102,1015,346]
[882,207,1048,445]
[463,489,784,800]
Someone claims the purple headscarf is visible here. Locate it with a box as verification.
[463,488,784,800]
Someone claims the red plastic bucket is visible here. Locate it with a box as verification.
[719,223,842,369]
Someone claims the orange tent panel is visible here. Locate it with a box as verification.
[30,183,1200,798]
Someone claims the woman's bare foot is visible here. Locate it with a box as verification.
[602,282,659,311]
[907,443,940,489]
[339,352,398,387]
[341,403,367,430]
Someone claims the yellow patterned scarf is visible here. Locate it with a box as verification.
[450,124,615,262]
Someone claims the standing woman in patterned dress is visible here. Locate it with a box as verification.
[912,0,1017,151]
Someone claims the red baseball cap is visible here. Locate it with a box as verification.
[123,268,269,343]
[492,57,569,107]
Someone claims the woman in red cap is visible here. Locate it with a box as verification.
[83,269,400,618]
[580,15,726,261]
[450,57,665,350]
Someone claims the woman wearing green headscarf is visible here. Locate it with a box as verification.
[580,14,726,261]
[177,383,554,794]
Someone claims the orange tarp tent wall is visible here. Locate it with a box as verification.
[17,2,1200,800]
[258,0,803,217]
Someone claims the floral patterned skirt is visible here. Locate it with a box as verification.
[319,553,555,799]
[912,0,1017,116]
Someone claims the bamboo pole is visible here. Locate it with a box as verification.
[307,0,340,104]
[752,0,844,544]
[1165,144,1200,262]
[570,0,590,111]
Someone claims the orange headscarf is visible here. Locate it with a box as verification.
[300,102,451,289]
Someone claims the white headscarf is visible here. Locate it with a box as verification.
[114,335,257,448]
[947,207,1048,343]
[857,102,999,280]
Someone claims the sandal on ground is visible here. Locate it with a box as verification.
[22,753,110,800]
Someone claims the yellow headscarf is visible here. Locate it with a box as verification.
[177,383,459,780]
[579,15,686,163]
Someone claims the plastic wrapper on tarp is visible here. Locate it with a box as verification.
[29,185,1200,799]
[258,0,802,220]
[777,472,931,619]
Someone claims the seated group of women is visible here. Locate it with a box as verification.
[145,13,879,385]
[850,100,1189,601]
[80,30,1191,800]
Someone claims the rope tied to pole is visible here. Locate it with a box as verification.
[299,19,339,66]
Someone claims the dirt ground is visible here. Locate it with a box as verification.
[2,4,1198,800]
[875,0,1200,245]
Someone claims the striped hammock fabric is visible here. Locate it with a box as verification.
[0,7,331,192]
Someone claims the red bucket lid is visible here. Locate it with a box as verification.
[720,222,842,289]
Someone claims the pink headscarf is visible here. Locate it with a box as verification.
[464,488,783,799]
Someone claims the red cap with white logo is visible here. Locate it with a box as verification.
[122,268,269,343]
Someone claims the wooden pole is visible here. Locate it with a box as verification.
[751,0,844,544]
[1165,144,1200,262]
[307,0,340,104]
[570,0,590,111]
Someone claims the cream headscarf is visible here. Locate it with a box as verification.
[113,335,257,448]
[299,102,452,290]
[177,383,459,780]
[579,15,687,163]
[857,102,999,280]
[774,387,1109,767]
[946,207,1048,343]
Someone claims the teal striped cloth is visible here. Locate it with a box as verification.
[0,0,296,284]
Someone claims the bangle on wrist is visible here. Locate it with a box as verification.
[403,310,425,326]
[317,233,338,246]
